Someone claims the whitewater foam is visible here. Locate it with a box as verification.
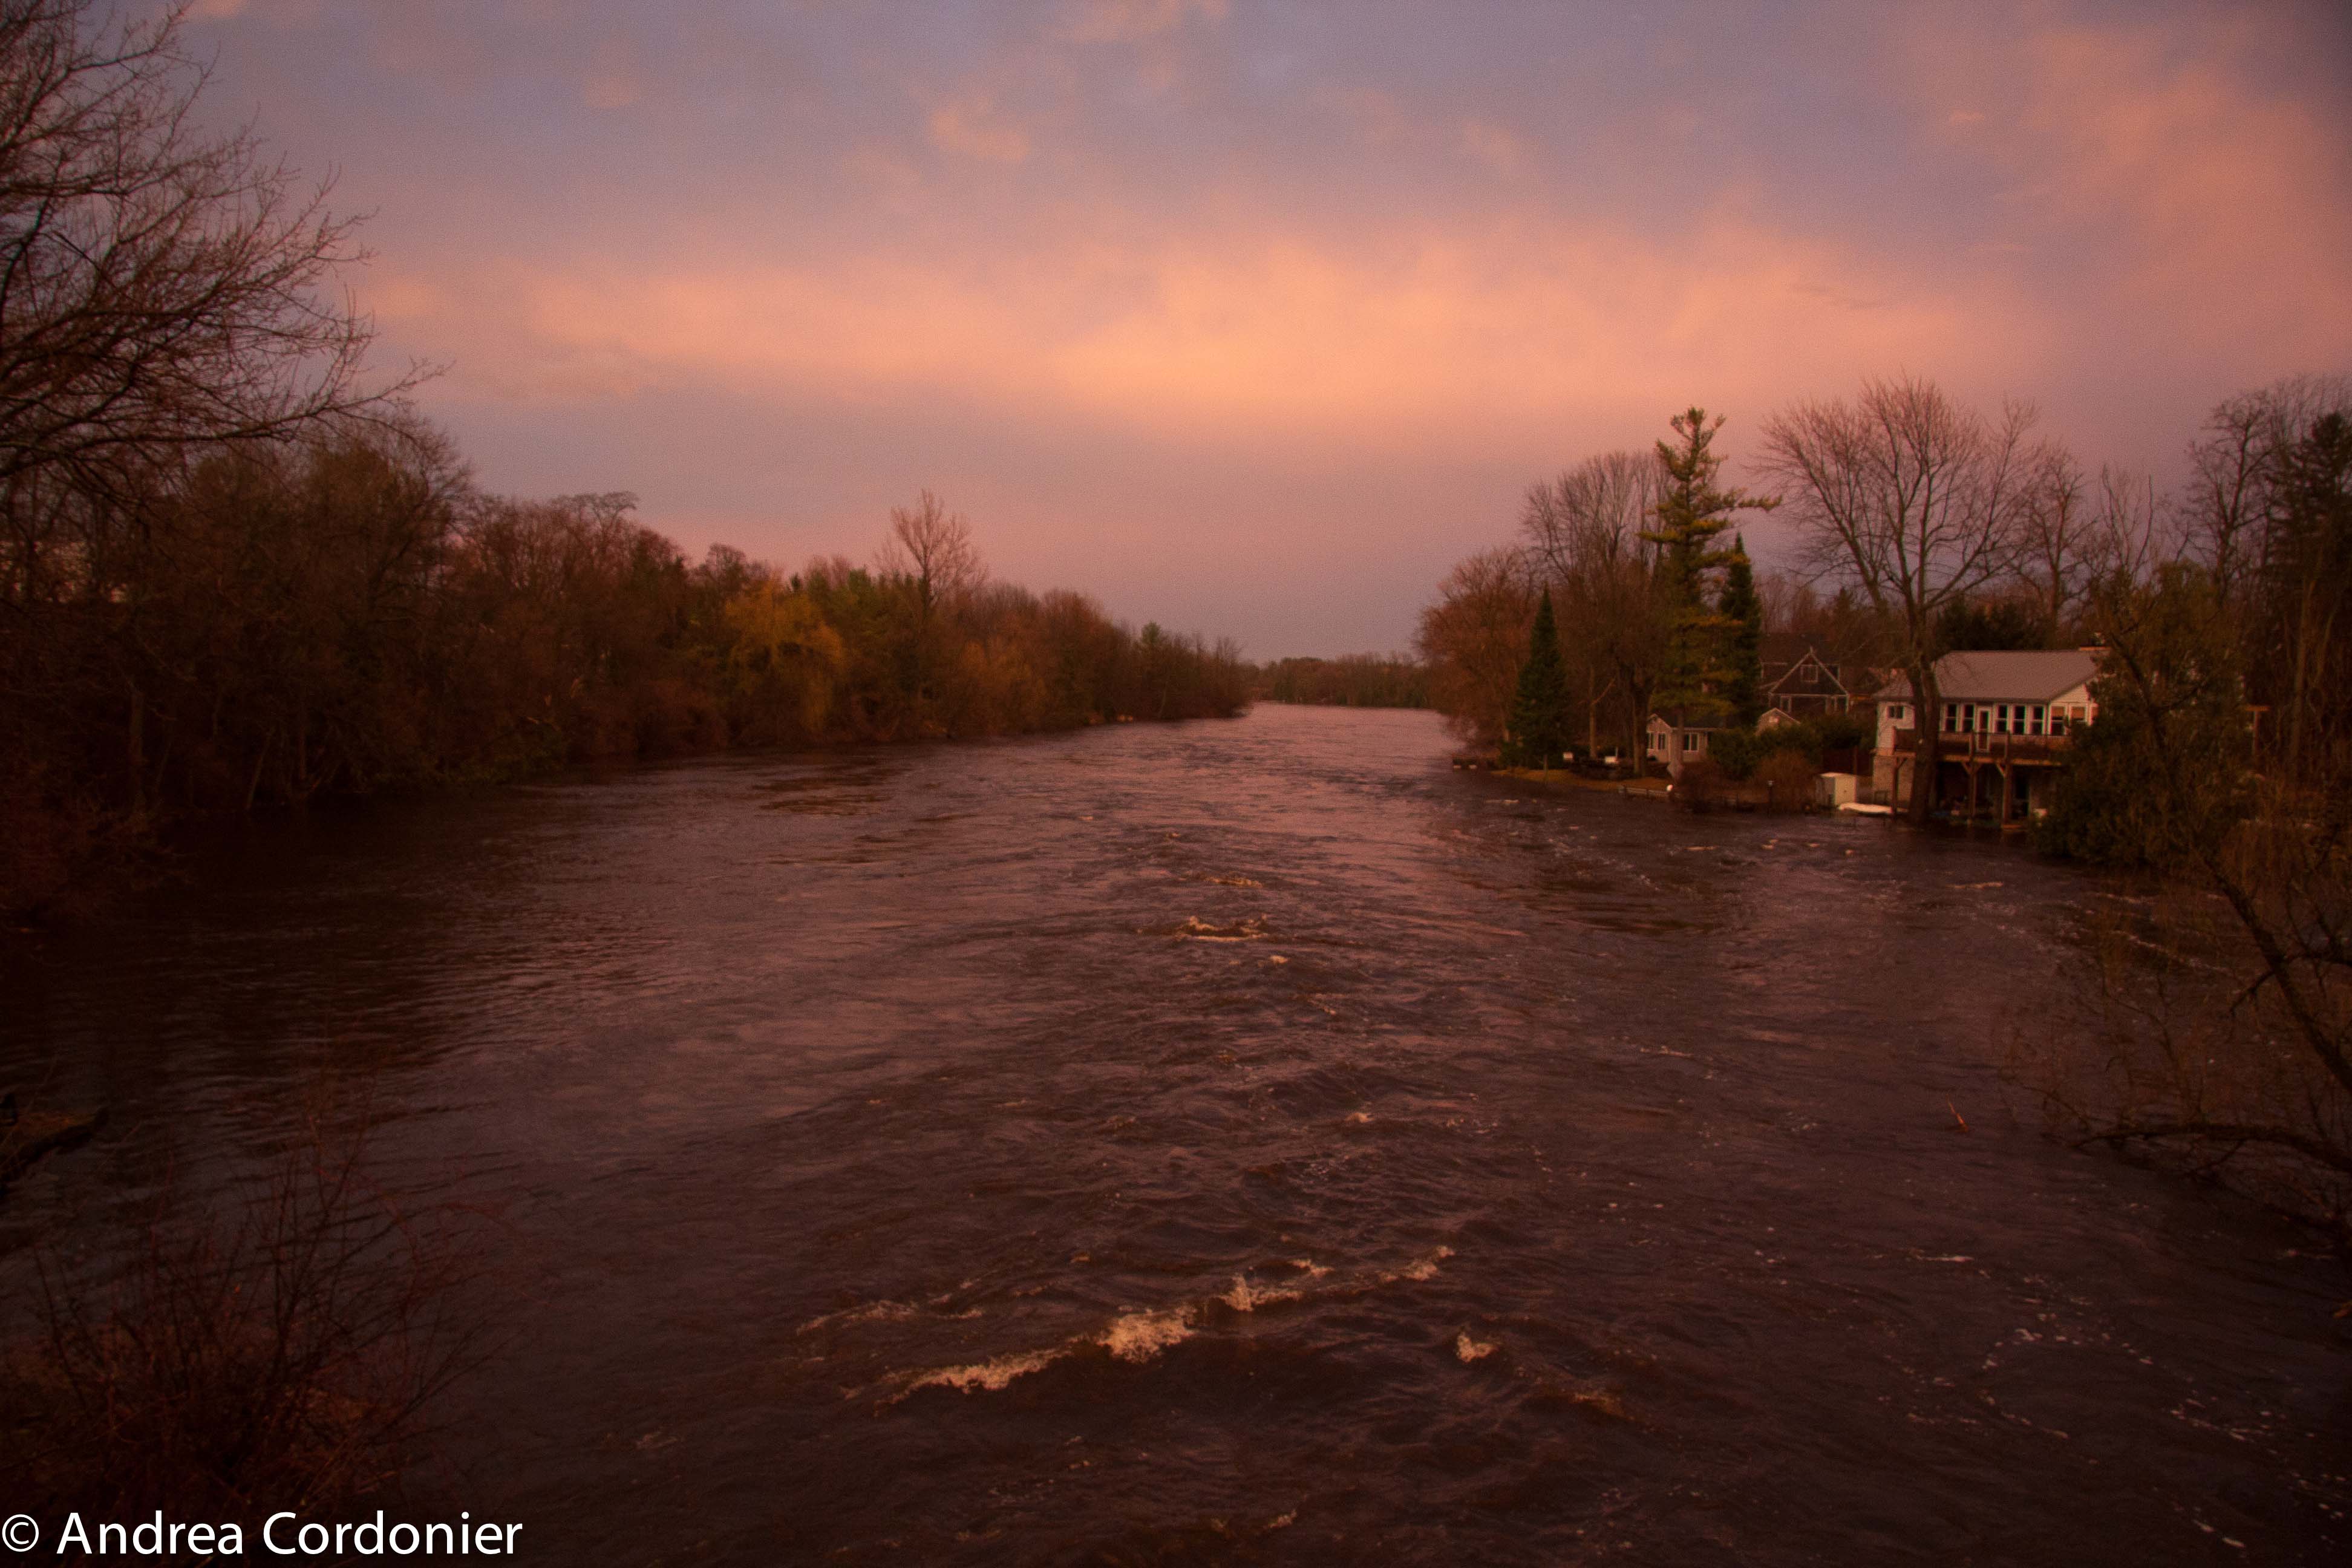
[1099,1306,1197,1362]
[1222,1274,1304,1312]
[904,1347,1066,1396]
[1386,1245,1455,1284]
[1179,915,1269,942]
[798,1300,921,1334]
[884,1249,1449,1403]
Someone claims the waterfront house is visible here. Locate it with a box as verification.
[1871,648,2101,818]
[1645,708,1727,777]
[1759,634,1863,717]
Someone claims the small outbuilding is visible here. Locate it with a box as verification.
[1645,708,1727,777]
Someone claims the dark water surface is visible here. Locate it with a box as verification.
[5,705,2348,1564]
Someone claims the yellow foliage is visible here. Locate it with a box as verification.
[723,585,845,736]
[950,631,1049,736]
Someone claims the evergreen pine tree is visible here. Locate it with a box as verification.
[1642,408,1776,722]
[1506,589,1569,767]
[1718,534,1764,725]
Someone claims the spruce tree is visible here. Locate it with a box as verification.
[1506,589,1569,768]
[1642,408,1776,722]
[1719,534,1764,725]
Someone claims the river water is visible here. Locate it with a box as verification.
[4,705,2347,1564]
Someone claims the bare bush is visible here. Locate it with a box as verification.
[2012,872,2352,1241]
[0,1110,486,1519]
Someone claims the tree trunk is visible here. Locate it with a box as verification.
[126,681,146,821]
[1907,664,1941,825]
[1625,677,1653,778]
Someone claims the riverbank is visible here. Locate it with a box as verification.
[1492,765,1672,798]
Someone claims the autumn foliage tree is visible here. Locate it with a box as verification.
[1414,546,1534,751]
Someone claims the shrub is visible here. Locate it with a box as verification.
[1711,720,1828,782]
[1,1112,484,1521]
[1810,708,1873,751]
[1708,729,1763,780]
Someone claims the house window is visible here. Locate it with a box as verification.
[2030,704,2045,736]
[1890,704,1907,722]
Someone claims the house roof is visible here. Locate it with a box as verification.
[1768,662,1849,697]
[1648,707,1731,731]
[1887,649,2100,704]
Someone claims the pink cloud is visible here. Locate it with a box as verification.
[927,96,1032,163]
[381,206,2019,463]
[1901,10,2352,363]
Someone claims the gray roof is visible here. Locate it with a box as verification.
[1648,707,1730,731]
[1886,649,2100,704]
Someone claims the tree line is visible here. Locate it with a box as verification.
[1250,653,1428,709]
[0,426,1250,916]
[1420,377,2345,805]
[0,3,1244,916]
[1420,370,2352,1236]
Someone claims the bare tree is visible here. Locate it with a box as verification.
[2016,447,2088,642]
[1757,376,2049,823]
[2087,465,2179,584]
[2183,375,2351,613]
[879,488,982,628]
[1521,450,1667,765]
[1521,451,1659,586]
[0,2,411,496]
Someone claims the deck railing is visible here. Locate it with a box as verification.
[1892,728,2073,763]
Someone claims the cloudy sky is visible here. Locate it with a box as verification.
[178,0,2352,655]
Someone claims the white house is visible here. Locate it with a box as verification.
[1645,708,1726,777]
[1872,648,2102,817]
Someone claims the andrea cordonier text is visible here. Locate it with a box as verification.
[45,1511,523,1557]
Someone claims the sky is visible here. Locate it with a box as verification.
[172,0,2352,656]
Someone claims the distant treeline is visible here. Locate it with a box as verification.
[0,428,1248,913]
[1252,654,1428,708]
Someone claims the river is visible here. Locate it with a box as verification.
[2,704,2346,1564]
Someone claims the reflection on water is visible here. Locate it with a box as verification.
[3,706,2347,1564]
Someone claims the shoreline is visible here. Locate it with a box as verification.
[1490,766,1673,799]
